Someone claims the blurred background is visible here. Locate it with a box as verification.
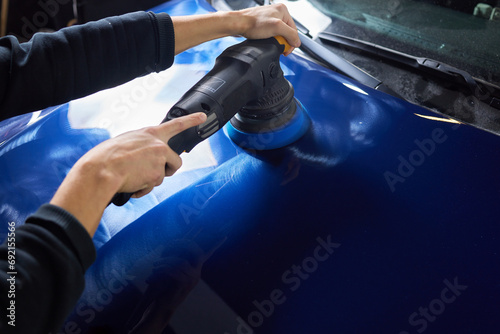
[0,0,169,40]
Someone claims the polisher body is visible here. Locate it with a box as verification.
[112,37,308,206]
[164,37,295,154]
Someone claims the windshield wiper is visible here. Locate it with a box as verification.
[318,31,500,110]
[297,30,402,99]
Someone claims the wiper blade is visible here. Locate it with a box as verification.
[318,31,500,110]
[297,31,401,98]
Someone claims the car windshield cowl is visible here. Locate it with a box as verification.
[301,24,500,136]
[317,31,500,109]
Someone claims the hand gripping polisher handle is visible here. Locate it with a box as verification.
[110,36,291,206]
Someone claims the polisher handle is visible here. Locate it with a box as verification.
[110,191,134,206]
[274,35,292,54]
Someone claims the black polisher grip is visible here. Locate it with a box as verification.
[110,192,133,206]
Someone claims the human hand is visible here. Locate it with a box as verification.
[172,3,300,56]
[87,112,207,197]
[50,112,207,236]
[237,4,301,56]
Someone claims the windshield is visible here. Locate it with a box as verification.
[292,0,500,86]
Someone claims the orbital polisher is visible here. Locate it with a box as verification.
[112,36,310,206]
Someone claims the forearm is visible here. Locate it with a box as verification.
[0,11,174,121]
[172,11,242,54]
[50,157,121,237]
[172,5,301,55]
[49,112,207,238]
[0,208,95,333]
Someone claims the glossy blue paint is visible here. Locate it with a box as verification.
[0,105,110,231]
[0,0,499,332]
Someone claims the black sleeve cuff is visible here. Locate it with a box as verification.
[154,12,175,71]
[25,204,96,271]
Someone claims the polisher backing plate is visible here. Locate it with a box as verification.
[225,99,310,150]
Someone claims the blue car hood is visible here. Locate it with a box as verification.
[1,0,499,332]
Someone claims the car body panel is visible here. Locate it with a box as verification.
[0,0,499,332]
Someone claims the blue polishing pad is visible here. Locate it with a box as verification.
[224,99,310,150]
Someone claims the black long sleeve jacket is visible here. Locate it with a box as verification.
[0,10,176,333]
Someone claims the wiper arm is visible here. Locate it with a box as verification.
[297,30,401,98]
[318,31,500,110]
